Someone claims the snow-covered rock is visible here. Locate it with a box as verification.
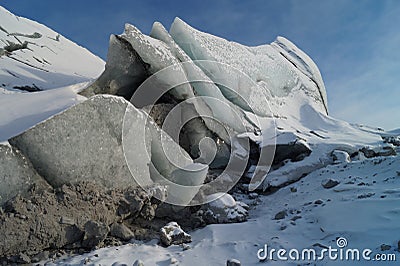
[0,6,104,91]
[226,259,241,266]
[202,193,248,223]
[0,143,48,205]
[160,222,192,246]
[332,150,351,164]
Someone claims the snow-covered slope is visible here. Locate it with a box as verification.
[0,6,105,141]
[0,6,104,91]
[0,82,87,141]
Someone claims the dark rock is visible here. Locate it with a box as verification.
[16,253,30,264]
[31,250,50,263]
[291,215,302,221]
[59,216,75,225]
[82,220,110,249]
[360,146,396,158]
[314,199,323,205]
[13,84,42,92]
[322,179,340,189]
[227,259,241,266]
[274,210,287,220]
[261,140,311,166]
[112,262,128,266]
[110,223,134,241]
[383,135,400,146]
[380,244,391,251]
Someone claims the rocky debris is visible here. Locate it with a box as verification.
[13,84,42,92]
[201,193,249,224]
[1,40,28,55]
[227,258,241,266]
[160,222,192,246]
[332,150,351,164]
[110,223,135,241]
[274,210,287,220]
[0,144,49,205]
[154,203,204,230]
[357,192,375,199]
[0,181,166,260]
[322,179,340,189]
[383,135,400,146]
[142,103,175,128]
[360,146,396,158]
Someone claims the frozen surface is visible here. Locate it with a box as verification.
[0,6,104,91]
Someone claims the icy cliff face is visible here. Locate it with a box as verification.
[0,6,104,92]
[169,18,328,116]
[79,17,394,192]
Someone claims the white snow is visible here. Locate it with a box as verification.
[0,82,89,141]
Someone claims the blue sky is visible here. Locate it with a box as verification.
[2,0,399,130]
